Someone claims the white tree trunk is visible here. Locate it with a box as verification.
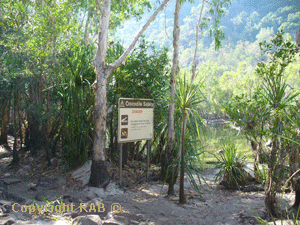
[90,0,170,187]
[164,0,181,196]
[296,28,300,46]
[167,0,181,152]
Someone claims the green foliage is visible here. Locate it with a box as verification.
[225,90,269,142]
[182,123,208,194]
[175,74,207,195]
[255,163,267,185]
[224,30,300,215]
[57,38,95,169]
[208,0,232,50]
[202,125,252,162]
[215,143,246,187]
[107,39,170,159]
[174,74,205,117]
[0,0,162,167]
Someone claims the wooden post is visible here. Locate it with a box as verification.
[120,143,122,185]
[147,140,150,178]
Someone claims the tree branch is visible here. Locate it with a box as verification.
[96,0,103,14]
[191,0,206,84]
[107,0,170,75]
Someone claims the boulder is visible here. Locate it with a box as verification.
[72,160,92,187]
[1,179,22,186]
[83,187,105,199]
[105,183,124,196]
[16,168,28,176]
[72,215,102,225]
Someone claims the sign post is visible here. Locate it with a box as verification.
[118,98,154,185]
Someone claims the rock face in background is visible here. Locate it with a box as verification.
[72,160,92,187]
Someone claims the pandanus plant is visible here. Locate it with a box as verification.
[173,74,206,203]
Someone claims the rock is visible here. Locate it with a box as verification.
[0,201,14,213]
[50,158,58,166]
[1,202,32,218]
[1,179,22,186]
[63,195,81,204]
[23,165,31,170]
[72,160,92,187]
[36,177,66,190]
[0,191,25,203]
[72,215,102,225]
[114,213,143,222]
[71,198,108,218]
[84,187,105,199]
[29,186,37,191]
[105,183,124,196]
[113,215,130,225]
[0,216,16,225]
[16,168,28,176]
[0,181,7,192]
[34,192,47,201]
[0,145,12,159]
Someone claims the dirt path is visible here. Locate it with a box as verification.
[0,164,272,225]
[0,140,295,225]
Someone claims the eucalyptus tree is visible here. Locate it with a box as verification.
[162,0,231,198]
[89,0,171,187]
[161,0,181,197]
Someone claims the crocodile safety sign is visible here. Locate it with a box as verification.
[118,98,154,143]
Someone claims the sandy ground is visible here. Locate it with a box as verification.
[0,140,296,225]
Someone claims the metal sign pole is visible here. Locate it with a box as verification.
[147,140,149,178]
[120,143,122,185]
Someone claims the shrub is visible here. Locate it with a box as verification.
[215,143,247,187]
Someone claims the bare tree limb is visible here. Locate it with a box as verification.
[191,0,206,84]
[107,0,170,75]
